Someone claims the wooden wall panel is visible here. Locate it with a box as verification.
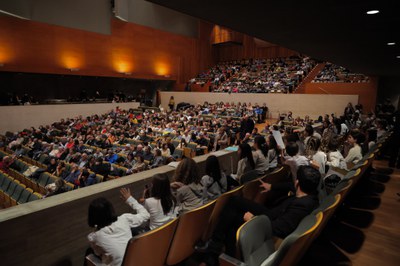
[0,16,214,87]
[214,34,298,62]
[304,78,378,113]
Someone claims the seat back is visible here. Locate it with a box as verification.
[11,183,26,201]
[265,212,323,266]
[203,185,244,240]
[172,148,184,160]
[37,172,50,187]
[239,170,261,185]
[1,175,12,191]
[5,179,18,195]
[166,200,216,265]
[122,219,178,266]
[28,192,42,202]
[312,194,341,238]
[237,215,275,266]
[242,167,287,202]
[254,167,290,205]
[332,178,354,204]
[18,188,33,204]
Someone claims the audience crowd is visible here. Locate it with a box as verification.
[312,62,370,83]
[191,56,316,93]
[1,98,398,266]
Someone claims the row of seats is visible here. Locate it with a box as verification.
[0,149,74,208]
[86,131,391,266]
[0,172,42,208]
[86,166,290,266]
[219,132,390,266]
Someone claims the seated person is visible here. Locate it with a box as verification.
[201,155,228,201]
[87,188,150,266]
[344,129,364,166]
[170,157,204,214]
[281,142,309,179]
[64,163,81,184]
[196,166,320,256]
[141,173,177,230]
[78,169,97,187]
[149,149,164,169]
[45,177,68,197]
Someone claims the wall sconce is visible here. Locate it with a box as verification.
[69,68,79,72]
[124,72,132,75]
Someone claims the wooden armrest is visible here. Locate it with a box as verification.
[219,253,247,266]
[85,254,102,266]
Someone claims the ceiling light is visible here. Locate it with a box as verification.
[397,56,400,59]
[387,42,396,46]
[366,10,379,15]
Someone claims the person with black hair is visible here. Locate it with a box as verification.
[201,155,228,201]
[142,173,177,230]
[196,165,320,257]
[252,136,269,175]
[265,136,279,172]
[281,142,309,179]
[171,157,204,214]
[345,129,363,165]
[235,143,256,180]
[326,137,347,170]
[87,188,150,266]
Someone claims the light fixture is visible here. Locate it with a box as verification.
[0,63,4,67]
[366,10,379,15]
[124,72,132,75]
[69,68,79,72]
[387,42,396,46]
[397,55,400,59]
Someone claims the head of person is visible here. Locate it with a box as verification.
[238,143,255,169]
[137,155,144,163]
[348,129,364,145]
[154,149,162,157]
[286,142,299,157]
[88,197,117,229]
[296,165,321,195]
[150,173,175,215]
[54,177,65,190]
[205,155,222,182]
[174,157,200,185]
[254,136,268,156]
[304,125,314,137]
[307,136,321,153]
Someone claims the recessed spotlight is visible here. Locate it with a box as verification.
[387,42,396,46]
[366,10,379,15]
[397,55,400,59]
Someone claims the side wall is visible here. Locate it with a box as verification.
[0,102,140,134]
[0,150,237,266]
[0,16,214,87]
[160,92,359,119]
[304,78,378,113]
[214,35,298,62]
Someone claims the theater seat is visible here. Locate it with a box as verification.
[203,185,244,241]
[122,218,178,266]
[166,200,216,265]
[237,215,275,266]
[219,212,323,266]
[239,170,261,185]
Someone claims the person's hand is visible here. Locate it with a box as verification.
[243,212,254,222]
[170,181,184,189]
[259,179,271,193]
[120,187,131,201]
